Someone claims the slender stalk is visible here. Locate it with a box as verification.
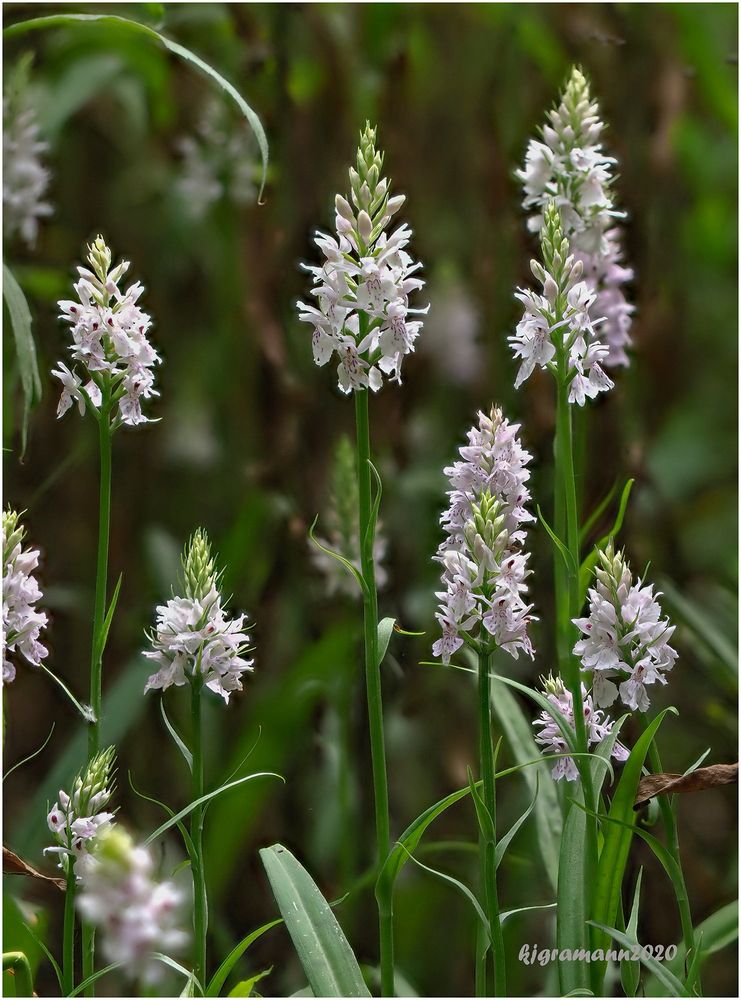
[477,648,506,996]
[88,407,112,760]
[641,719,700,994]
[62,869,76,996]
[554,374,600,986]
[191,681,208,993]
[3,952,34,998]
[81,401,113,996]
[354,387,394,997]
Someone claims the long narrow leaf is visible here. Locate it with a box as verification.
[588,922,691,997]
[144,772,282,846]
[160,699,193,773]
[621,869,643,998]
[259,845,370,998]
[3,263,42,454]
[591,709,676,985]
[206,919,282,997]
[3,15,269,200]
[558,805,590,995]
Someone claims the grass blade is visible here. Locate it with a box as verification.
[206,919,282,997]
[3,263,42,455]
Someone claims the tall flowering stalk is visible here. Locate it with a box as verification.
[297,122,426,996]
[54,235,159,991]
[54,236,160,761]
[434,407,535,996]
[144,529,254,990]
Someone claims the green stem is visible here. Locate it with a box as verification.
[62,868,76,996]
[477,649,506,996]
[88,411,112,760]
[81,925,95,998]
[191,682,207,994]
[641,719,700,994]
[554,376,599,984]
[3,952,33,998]
[354,387,393,997]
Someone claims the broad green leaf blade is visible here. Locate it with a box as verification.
[259,845,370,998]
[557,805,590,995]
[3,14,269,200]
[206,920,282,997]
[489,675,561,891]
[226,968,271,997]
[592,709,676,984]
[3,263,42,454]
[377,617,396,667]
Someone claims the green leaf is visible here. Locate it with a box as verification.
[3,263,42,455]
[3,14,269,200]
[226,968,272,997]
[399,846,490,941]
[363,459,383,554]
[591,709,676,984]
[259,845,370,998]
[579,479,634,599]
[537,503,578,579]
[580,477,620,545]
[160,699,193,773]
[644,900,739,996]
[68,962,124,996]
[495,773,539,870]
[2,723,55,783]
[144,772,283,846]
[308,516,368,598]
[94,573,123,664]
[206,920,282,997]
[592,714,628,799]
[588,922,691,997]
[621,869,643,998]
[377,617,395,667]
[500,902,556,925]
[558,805,590,995]
[467,765,495,844]
[488,676,561,891]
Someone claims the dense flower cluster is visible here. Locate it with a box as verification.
[77,827,188,984]
[2,509,48,685]
[573,542,678,712]
[53,236,160,427]
[2,84,52,247]
[310,435,388,597]
[533,675,627,782]
[297,122,427,393]
[144,529,254,703]
[175,96,257,220]
[432,407,535,664]
[46,747,116,875]
[517,66,633,367]
[509,201,614,406]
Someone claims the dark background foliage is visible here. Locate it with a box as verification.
[3,3,738,996]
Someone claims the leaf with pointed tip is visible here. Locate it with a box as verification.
[3,14,269,200]
[206,920,282,997]
[377,617,395,667]
[259,845,370,997]
[3,263,41,455]
[159,699,193,773]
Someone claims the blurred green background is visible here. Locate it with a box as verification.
[3,2,737,996]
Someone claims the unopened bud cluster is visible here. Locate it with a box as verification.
[573,542,678,712]
[53,236,160,426]
[517,66,633,367]
[433,407,536,664]
[144,530,254,703]
[46,747,116,874]
[509,202,614,405]
[297,122,427,393]
[2,508,48,684]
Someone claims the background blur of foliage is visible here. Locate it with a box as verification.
[3,3,737,996]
